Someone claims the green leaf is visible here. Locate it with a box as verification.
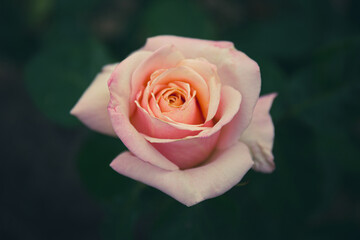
[141,0,216,39]
[76,132,130,200]
[26,0,54,27]
[287,36,360,130]
[77,133,152,239]
[232,16,318,59]
[25,26,111,127]
[257,58,288,122]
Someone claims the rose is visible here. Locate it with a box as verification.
[71,35,276,206]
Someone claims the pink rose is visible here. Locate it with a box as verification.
[71,35,276,206]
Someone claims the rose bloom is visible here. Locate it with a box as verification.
[71,35,276,206]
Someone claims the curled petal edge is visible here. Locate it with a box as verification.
[240,93,277,173]
[70,64,118,136]
[110,141,253,206]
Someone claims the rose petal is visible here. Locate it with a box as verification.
[240,93,277,173]
[141,65,210,121]
[70,64,117,136]
[156,95,204,125]
[143,85,241,168]
[132,100,199,139]
[152,131,220,169]
[131,44,185,115]
[148,83,208,127]
[143,35,234,59]
[178,58,221,122]
[216,50,261,149]
[144,85,242,143]
[108,50,179,171]
[110,141,253,206]
[143,35,261,148]
[198,85,242,138]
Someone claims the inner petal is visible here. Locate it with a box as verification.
[138,61,219,127]
[146,66,210,120]
[162,95,204,125]
[158,88,186,112]
[165,89,185,105]
[167,92,184,107]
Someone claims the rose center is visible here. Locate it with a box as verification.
[164,90,186,107]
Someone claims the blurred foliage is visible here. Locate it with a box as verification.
[77,133,129,200]
[2,0,360,239]
[25,30,111,126]
[140,0,216,39]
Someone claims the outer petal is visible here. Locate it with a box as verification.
[142,35,234,59]
[70,64,117,136]
[143,35,261,148]
[216,50,261,148]
[240,93,277,173]
[110,142,253,207]
[151,131,220,169]
[108,50,179,171]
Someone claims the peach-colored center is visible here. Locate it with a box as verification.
[137,66,206,125]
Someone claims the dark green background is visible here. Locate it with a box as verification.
[1,0,359,239]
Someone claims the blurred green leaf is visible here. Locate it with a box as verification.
[257,58,288,122]
[314,129,359,206]
[232,15,318,59]
[287,35,360,129]
[141,0,216,39]
[100,183,146,240]
[258,58,287,95]
[76,133,154,239]
[53,0,100,18]
[27,0,54,27]
[273,35,360,229]
[76,132,130,200]
[25,25,111,127]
